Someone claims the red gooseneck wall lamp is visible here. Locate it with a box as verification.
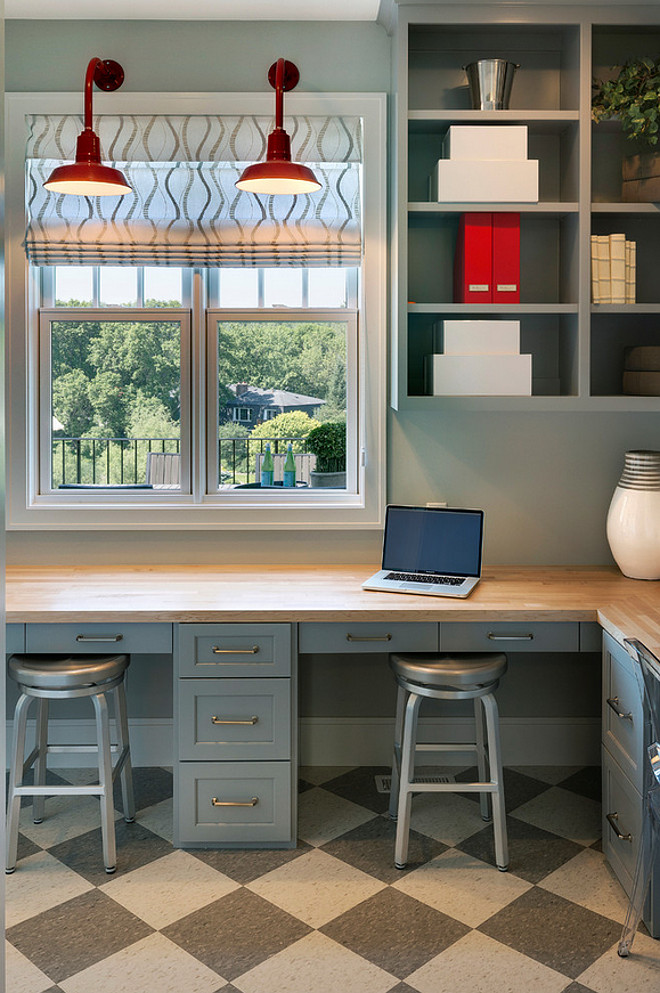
[236,59,321,195]
[44,57,132,197]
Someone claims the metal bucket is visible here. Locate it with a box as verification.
[463,59,520,110]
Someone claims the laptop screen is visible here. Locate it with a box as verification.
[382,506,483,578]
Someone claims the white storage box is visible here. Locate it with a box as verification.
[434,320,521,355]
[426,354,532,396]
[431,159,538,203]
[443,125,528,161]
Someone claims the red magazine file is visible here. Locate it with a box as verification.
[453,212,492,303]
[492,213,520,303]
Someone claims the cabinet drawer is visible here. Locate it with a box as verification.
[602,746,642,895]
[440,621,579,653]
[178,624,292,677]
[178,678,292,761]
[298,621,438,654]
[177,760,292,846]
[602,632,645,792]
[6,624,25,654]
[26,622,173,655]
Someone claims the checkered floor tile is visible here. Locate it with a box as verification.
[6,765,660,993]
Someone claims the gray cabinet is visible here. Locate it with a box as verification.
[392,5,660,411]
[601,631,660,935]
[174,623,295,848]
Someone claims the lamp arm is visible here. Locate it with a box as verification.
[83,57,103,132]
[274,57,285,132]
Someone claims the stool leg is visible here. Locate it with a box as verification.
[92,692,117,874]
[389,685,407,820]
[474,697,492,823]
[6,693,33,873]
[394,691,422,869]
[482,692,508,871]
[114,682,135,823]
[32,699,50,824]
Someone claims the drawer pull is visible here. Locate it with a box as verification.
[606,696,633,723]
[606,811,633,842]
[346,633,392,643]
[211,715,259,726]
[211,645,260,655]
[487,632,534,641]
[211,796,259,807]
[75,634,124,643]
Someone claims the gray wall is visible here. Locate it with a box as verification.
[5,18,649,572]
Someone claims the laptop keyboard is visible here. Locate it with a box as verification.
[385,572,465,586]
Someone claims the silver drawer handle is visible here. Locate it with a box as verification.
[211,645,260,655]
[487,632,534,641]
[346,633,392,642]
[607,697,633,723]
[211,716,259,726]
[211,796,259,807]
[75,634,124,643]
[606,811,633,842]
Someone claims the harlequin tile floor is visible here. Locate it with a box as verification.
[7,764,660,993]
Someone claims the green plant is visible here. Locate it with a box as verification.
[305,421,346,473]
[592,56,660,146]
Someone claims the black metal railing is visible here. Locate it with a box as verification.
[52,434,309,486]
[52,436,181,487]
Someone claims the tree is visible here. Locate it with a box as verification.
[51,369,94,437]
[128,392,179,442]
[250,411,321,453]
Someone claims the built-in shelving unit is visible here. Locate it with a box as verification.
[391,4,660,410]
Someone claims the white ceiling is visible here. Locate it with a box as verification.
[6,0,381,19]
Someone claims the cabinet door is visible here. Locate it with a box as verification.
[178,678,292,761]
[176,761,293,846]
[602,746,642,896]
[178,624,292,677]
[602,632,645,793]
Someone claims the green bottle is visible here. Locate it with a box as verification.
[261,443,274,486]
[283,443,296,487]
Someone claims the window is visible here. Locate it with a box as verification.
[7,91,386,529]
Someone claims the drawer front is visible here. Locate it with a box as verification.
[602,746,642,894]
[298,621,438,654]
[178,624,292,677]
[6,624,25,654]
[177,760,292,845]
[26,622,173,655]
[440,621,579,653]
[178,678,291,761]
[602,632,645,791]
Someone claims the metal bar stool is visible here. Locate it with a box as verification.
[6,652,135,875]
[389,651,508,871]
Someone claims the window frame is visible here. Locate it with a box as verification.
[6,90,387,530]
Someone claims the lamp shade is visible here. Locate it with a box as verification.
[44,58,131,198]
[236,59,321,196]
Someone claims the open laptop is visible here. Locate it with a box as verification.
[362,505,484,598]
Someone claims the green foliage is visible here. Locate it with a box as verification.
[217,321,347,403]
[305,421,346,472]
[128,392,179,441]
[250,411,321,453]
[51,369,94,438]
[592,57,660,146]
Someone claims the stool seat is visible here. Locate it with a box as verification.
[390,652,507,689]
[9,653,128,691]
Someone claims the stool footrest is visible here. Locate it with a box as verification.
[14,784,107,797]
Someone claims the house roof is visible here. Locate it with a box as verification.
[227,385,325,408]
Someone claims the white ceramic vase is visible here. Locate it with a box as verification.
[606,450,660,580]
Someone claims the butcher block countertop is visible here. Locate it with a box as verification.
[6,564,660,655]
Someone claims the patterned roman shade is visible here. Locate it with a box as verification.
[25,114,362,267]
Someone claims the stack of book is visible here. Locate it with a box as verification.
[425,319,532,396]
[590,233,636,304]
[454,212,520,303]
[431,125,539,202]
[623,346,660,396]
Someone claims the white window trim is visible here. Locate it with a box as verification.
[6,90,387,531]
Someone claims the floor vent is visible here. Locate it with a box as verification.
[375,773,456,794]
